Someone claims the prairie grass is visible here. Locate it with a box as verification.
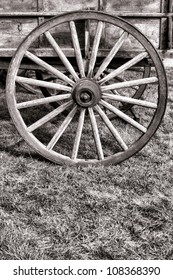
[0,68,173,260]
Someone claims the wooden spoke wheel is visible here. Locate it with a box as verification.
[6,11,167,166]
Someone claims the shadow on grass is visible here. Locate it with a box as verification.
[0,141,51,164]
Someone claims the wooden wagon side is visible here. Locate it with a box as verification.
[0,0,172,61]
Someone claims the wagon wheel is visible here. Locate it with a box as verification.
[6,11,167,166]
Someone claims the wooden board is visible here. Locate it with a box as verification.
[0,0,37,12]
[0,18,160,54]
[0,0,162,13]
[104,19,160,49]
[0,18,38,48]
[43,0,98,12]
[130,19,160,48]
[102,0,161,13]
[101,0,161,48]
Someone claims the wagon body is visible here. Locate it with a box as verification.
[0,0,172,65]
[1,1,169,166]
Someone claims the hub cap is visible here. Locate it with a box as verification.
[72,78,101,108]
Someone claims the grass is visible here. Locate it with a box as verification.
[0,68,173,260]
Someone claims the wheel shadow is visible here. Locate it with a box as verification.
[0,98,49,163]
[0,140,51,164]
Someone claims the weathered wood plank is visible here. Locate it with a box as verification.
[160,0,169,49]
[43,0,98,12]
[105,19,160,49]
[0,12,170,18]
[0,18,38,48]
[102,0,161,13]
[0,0,37,12]
[0,0,162,13]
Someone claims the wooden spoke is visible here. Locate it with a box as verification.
[47,106,77,150]
[94,32,128,79]
[100,100,147,133]
[85,19,90,59]
[17,94,71,109]
[25,51,74,86]
[111,89,120,95]
[88,107,104,160]
[88,21,104,77]
[102,93,157,109]
[84,19,90,73]
[99,52,148,84]
[113,76,139,90]
[44,31,79,82]
[27,100,73,133]
[71,108,85,159]
[95,105,128,150]
[69,21,85,78]
[101,77,158,91]
[15,76,72,92]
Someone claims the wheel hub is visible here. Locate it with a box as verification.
[72,78,101,108]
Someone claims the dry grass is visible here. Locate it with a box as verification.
[0,68,173,260]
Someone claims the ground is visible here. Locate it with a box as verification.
[0,68,173,260]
